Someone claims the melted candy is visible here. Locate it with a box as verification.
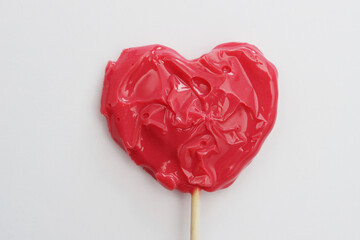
[101,43,278,193]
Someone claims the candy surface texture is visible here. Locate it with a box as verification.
[101,43,278,193]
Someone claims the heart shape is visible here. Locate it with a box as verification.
[101,43,278,193]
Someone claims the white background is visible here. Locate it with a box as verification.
[1,0,359,239]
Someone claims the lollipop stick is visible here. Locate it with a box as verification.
[191,188,200,240]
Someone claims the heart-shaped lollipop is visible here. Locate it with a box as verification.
[101,42,278,193]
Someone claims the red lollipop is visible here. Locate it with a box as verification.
[101,42,278,239]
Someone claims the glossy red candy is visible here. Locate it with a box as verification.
[101,43,278,193]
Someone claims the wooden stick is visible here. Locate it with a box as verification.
[191,188,200,240]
